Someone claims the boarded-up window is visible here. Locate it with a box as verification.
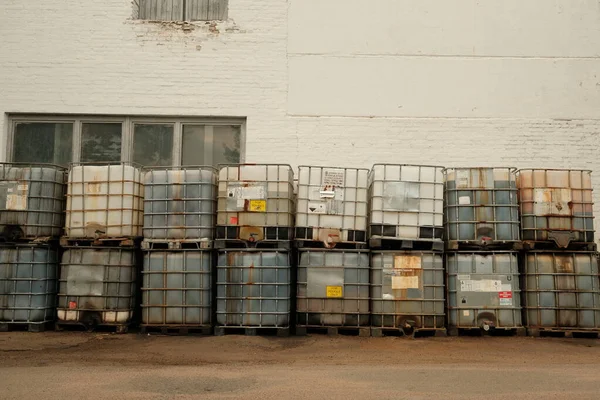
[139,0,228,21]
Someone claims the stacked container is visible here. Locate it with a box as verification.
[444,168,525,336]
[140,166,217,334]
[295,166,370,336]
[369,164,446,337]
[517,169,600,337]
[57,163,143,333]
[215,164,294,336]
[0,163,66,332]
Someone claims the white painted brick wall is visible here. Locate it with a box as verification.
[1,0,600,241]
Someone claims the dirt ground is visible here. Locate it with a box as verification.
[0,332,599,399]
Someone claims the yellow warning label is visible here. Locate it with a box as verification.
[326,286,343,298]
[249,200,266,212]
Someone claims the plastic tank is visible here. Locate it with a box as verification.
[295,166,368,247]
[0,163,66,240]
[445,168,519,246]
[217,165,294,243]
[0,245,58,324]
[57,248,137,328]
[523,251,600,330]
[216,250,291,327]
[517,169,594,248]
[370,251,445,333]
[369,164,444,246]
[143,167,217,242]
[297,249,369,327]
[142,250,212,327]
[65,163,144,238]
[446,252,522,332]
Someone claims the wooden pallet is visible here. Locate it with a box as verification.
[369,238,444,252]
[295,326,371,337]
[0,321,54,333]
[445,240,523,251]
[141,239,213,250]
[0,236,59,246]
[140,325,213,336]
[527,328,600,339]
[446,327,527,337]
[213,326,290,337]
[370,327,447,338]
[55,321,130,334]
[60,236,141,248]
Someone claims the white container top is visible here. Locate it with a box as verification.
[369,164,444,242]
[65,163,144,238]
[296,165,368,245]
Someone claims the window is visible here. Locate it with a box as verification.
[8,116,244,167]
[138,0,228,21]
[13,122,73,166]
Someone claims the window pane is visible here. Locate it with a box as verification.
[13,122,73,166]
[133,124,174,166]
[182,125,240,166]
[81,123,122,162]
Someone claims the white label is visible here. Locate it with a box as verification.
[392,276,419,289]
[458,196,471,205]
[319,190,336,198]
[383,264,393,269]
[323,169,345,187]
[460,279,502,293]
[238,185,265,200]
[236,199,245,208]
[499,298,513,306]
[308,201,327,214]
[17,184,28,191]
[6,194,27,210]
[463,310,470,316]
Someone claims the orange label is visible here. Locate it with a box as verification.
[69,301,77,310]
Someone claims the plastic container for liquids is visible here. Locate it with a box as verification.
[517,169,594,249]
[0,163,66,241]
[296,249,369,328]
[141,250,212,328]
[523,251,600,331]
[143,166,217,245]
[216,165,294,245]
[65,163,144,239]
[446,252,523,334]
[57,247,137,331]
[444,167,520,249]
[295,166,368,248]
[216,249,291,328]
[370,251,445,335]
[369,164,444,250]
[0,244,58,327]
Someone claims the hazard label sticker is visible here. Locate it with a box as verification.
[326,286,343,298]
[249,200,266,212]
[499,291,513,306]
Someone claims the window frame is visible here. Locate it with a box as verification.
[7,114,246,167]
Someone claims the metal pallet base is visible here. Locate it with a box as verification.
[527,328,600,338]
[370,327,447,338]
[295,326,371,337]
[447,327,526,337]
[0,321,54,333]
[214,326,290,337]
[369,238,444,252]
[521,241,597,251]
[140,325,213,335]
[55,321,131,334]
